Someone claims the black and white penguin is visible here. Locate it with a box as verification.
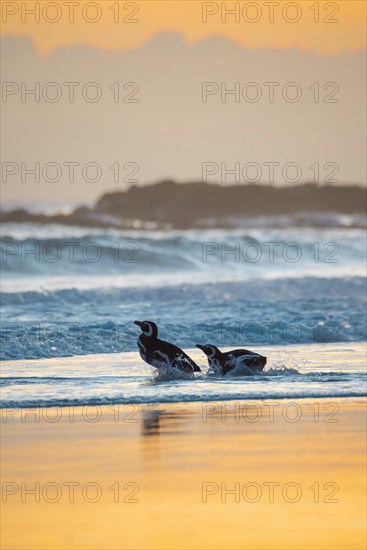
[134,321,201,373]
[196,344,266,375]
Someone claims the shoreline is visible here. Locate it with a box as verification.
[1,394,367,411]
[1,342,366,409]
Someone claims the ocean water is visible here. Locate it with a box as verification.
[1,218,366,406]
[1,344,366,408]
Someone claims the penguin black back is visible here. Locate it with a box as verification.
[196,344,266,375]
[135,320,201,372]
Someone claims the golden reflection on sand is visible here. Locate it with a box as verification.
[1,398,366,549]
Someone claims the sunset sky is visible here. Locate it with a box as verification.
[2,1,366,203]
[1,0,366,54]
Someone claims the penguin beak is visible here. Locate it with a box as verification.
[196,344,206,352]
[134,321,143,327]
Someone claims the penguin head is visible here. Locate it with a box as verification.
[196,344,221,359]
[134,320,158,338]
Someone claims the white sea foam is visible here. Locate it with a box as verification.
[1,344,366,408]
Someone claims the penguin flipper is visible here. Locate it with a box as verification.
[151,350,171,369]
[173,353,201,373]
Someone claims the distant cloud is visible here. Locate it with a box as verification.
[1,33,366,204]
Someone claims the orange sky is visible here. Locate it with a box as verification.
[1,0,366,54]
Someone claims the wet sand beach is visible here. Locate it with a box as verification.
[1,398,366,549]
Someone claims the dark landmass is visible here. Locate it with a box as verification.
[2,182,366,229]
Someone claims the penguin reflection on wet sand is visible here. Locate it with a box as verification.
[196,344,267,376]
[134,321,201,373]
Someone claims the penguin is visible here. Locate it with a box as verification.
[134,321,201,373]
[196,344,266,375]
